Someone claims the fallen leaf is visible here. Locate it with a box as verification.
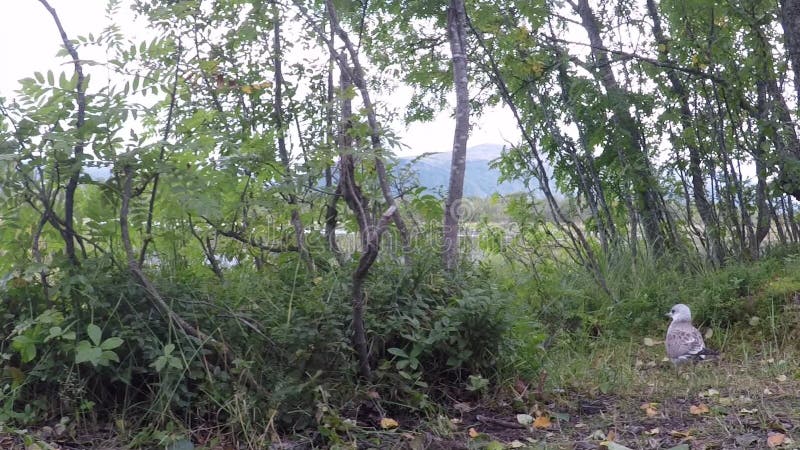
[645,427,660,435]
[667,445,690,450]
[736,433,759,447]
[508,440,525,449]
[768,432,786,448]
[380,417,399,429]
[588,429,606,440]
[776,374,788,382]
[689,403,710,415]
[666,445,690,450]
[468,427,479,439]
[514,379,529,395]
[640,402,658,417]
[533,415,551,429]
[516,414,534,426]
[749,316,761,326]
[702,388,720,397]
[764,388,774,395]
[704,328,713,339]
[366,390,380,399]
[740,408,759,414]
[602,442,633,450]
[718,397,733,406]
[670,430,693,438]
[643,337,660,346]
[454,402,473,413]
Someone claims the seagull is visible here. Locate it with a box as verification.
[665,304,718,364]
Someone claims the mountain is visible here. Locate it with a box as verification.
[82,143,535,198]
[396,143,529,197]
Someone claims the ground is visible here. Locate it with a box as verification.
[3,338,799,449]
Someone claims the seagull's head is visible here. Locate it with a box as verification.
[667,303,692,322]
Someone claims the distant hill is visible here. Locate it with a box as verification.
[83,143,538,198]
[396,143,529,198]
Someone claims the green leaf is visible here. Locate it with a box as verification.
[387,347,408,358]
[12,335,37,363]
[164,343,175,354]
[100,337,123,350]
[87,324,102,346]
[168,356,183,370]
[152,356,167,372]
[47,70,54,86]
[101,350,120,364]
[75,341,102,365]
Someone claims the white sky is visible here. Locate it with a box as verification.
[0,0,520,156]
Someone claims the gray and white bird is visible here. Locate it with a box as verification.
[665,304,718,364]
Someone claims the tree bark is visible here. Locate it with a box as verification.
[442,0,470,271]
[39,0,85,267]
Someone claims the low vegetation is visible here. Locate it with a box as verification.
[2,0,800,448]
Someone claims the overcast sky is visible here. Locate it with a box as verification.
[0,1,520,156]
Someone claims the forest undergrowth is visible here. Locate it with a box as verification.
[1,243,799,449]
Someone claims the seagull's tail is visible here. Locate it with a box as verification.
[692,347,719,361]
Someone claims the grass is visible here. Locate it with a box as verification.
[392,332,800,449]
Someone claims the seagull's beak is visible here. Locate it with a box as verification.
[665,312,672,318]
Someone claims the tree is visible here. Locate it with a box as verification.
[442,0,470,271]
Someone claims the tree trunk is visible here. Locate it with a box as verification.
[39,0,85,267]
[442,0,470,271]
[645,0,724,265]
[571,0,670,255]
[273,2,313,272]
[777,0,800,200]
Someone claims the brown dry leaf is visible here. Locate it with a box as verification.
[640,402,658,417]
[533,415,552,429]
[454,402,473,413]
[670,430,693,439]
[644,427,660,435]
[380,417,399,429]
[514,379,529,395]
[606,429,617,442]
[366,390,380,399]
[468,427,479,439]
[768,432,786,448]
[689,403,710,415]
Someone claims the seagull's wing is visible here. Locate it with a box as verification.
[666,325,708,361]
